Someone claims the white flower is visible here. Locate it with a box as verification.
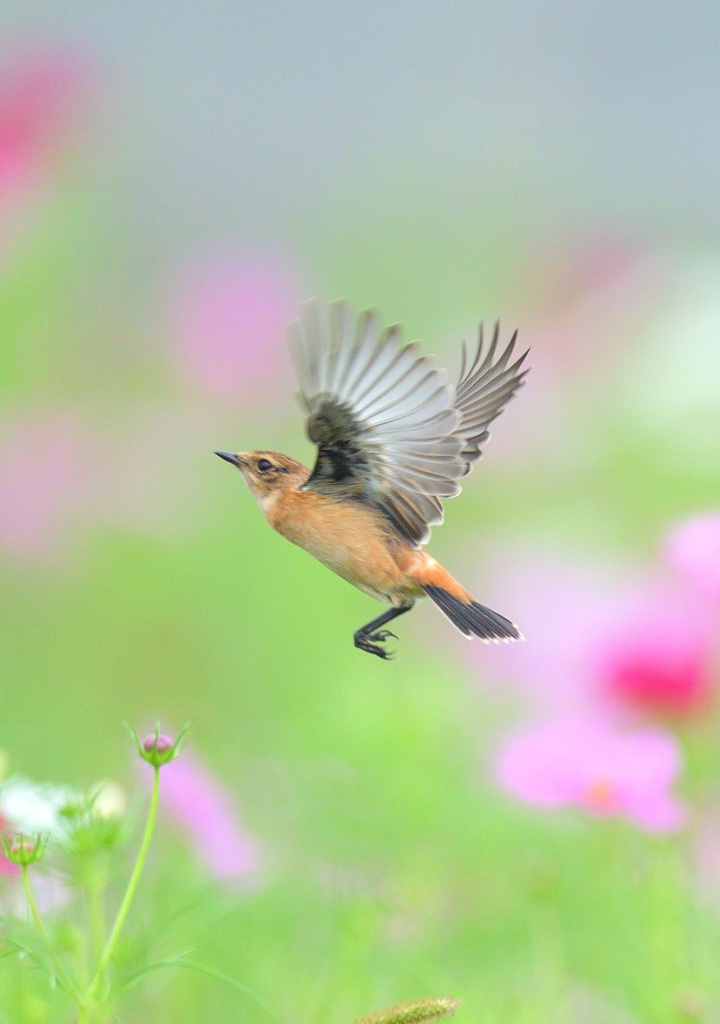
[0,777,79,838]
[89,780,127,821]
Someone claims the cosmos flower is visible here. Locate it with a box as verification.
[0,774,127,843]
[0,838,18,875]
[0,752,16,876]
[171,251,302,403]
[0,408,89,558]
[154,751,260,881]
[0,774,127,912]
[664,513,720,605]
[0,48,87,201]
[0,777,81,839]
[88,780,128,821]
[496,716,685,833]
[595,581,716,715]
[0,48,88,264]
[475,548,717,719]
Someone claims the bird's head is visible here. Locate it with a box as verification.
[215,449,306,507]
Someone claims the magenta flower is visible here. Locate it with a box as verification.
[497,716,685,833]
[595,583,716,715]
[153,752,260,881]
[664,514,720,604]
[0,854,18,876]
[0,49,87,201]
[472,551,626,714]
[0,409,89,558]
[0,814,18,877]
[475,547,717,719]
[171,252,303,402]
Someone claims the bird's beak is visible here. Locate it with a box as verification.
[215,451,246,468]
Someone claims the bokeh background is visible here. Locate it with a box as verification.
[1,3,720,1022]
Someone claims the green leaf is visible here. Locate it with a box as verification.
[120,953,279,1020]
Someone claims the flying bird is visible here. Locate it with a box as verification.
[216,299,529,659]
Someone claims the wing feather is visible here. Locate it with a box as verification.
[290,299,529,547]
[351,332,419,416]
[452,321,529,473]
[291,299,464,545]
[335,309,382,400]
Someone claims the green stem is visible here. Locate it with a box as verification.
[86,766,161,1001]
[22,864,49,941]
[22,865,78,998]
[87,860,108,969]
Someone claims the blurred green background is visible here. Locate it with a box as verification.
[1,4,720,1023]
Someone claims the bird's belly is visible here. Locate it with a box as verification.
[272,497,416,605]
[289,526,400,602]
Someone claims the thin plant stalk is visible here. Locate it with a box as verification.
[86,861,108,969]
[86,765,161,1002]
[22,864,78,998]
[22,864,50,943]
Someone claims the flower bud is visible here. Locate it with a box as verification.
[125,721,190,769]
[143,734,173,755]
[1,832,48,867]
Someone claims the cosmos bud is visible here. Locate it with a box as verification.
[144,733,173,755]
[125,722,191,769]
[1,832,48,867]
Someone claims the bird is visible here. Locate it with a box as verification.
[216,298,529,659]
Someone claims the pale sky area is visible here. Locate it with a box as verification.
[1,1,718,259]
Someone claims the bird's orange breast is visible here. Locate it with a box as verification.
[264,488,425,605]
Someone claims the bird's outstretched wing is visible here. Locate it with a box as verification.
[454,321,530,475]
[290,299,527,547]
[290,299,463,545]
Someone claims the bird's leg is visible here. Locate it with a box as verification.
[353,604,413,659]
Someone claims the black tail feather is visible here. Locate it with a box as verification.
[422,585,522,642]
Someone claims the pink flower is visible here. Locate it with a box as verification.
[473,551,626,714]
[596,588,715,715]
[0,815,18,877]
[0,409,89,558]
[0,856,18,876]
[497,716,685,833]
[0,49,87,201]
[664,514,720,604]
[154,752,260,881]
[475,548,717,719]
[171,252,303,402]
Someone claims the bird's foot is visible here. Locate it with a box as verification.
[354,629,397,659]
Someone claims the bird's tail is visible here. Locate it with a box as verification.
[421,584,522,642]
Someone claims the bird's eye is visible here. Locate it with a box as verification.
[257,458,273,472]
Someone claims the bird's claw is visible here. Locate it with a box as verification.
[369,629,397,642]
[354,630,396,660]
